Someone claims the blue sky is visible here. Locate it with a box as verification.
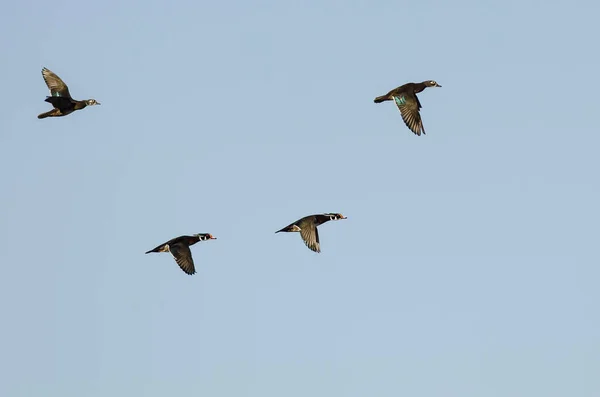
[1,0,599,396]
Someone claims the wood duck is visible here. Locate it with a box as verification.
[374,80,441,136]
[145,233,216,275]
[276,213,347,253]
[37,67,100,119]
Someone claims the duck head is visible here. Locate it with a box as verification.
[424,80,441,88]
[195,233,217,241]
[327,213,347,221]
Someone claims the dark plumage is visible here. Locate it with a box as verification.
[275,213,347,253]
[37,67,100,119]
[374,80,441,136]
[145,233,216,275]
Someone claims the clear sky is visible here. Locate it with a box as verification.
[1,0,599,396]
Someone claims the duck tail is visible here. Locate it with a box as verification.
[145,248,157,254]
[37,110,53,119]
[373,95,389,103]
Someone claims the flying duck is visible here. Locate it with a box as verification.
[374,80,441,135]
[145,233,216,275]
[276,213,346,253]
[38,67,100,119]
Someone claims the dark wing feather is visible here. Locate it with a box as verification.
[42,68,72,99]
[298,217,321,253]
[394,94,425,136]
[169,243,196,275]
[415,95,422,110]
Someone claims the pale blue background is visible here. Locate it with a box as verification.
[1,0,598,396]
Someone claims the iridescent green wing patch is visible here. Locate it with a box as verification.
[393,95,407,106]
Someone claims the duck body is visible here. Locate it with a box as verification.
[374,80,441,136]
[374,82,428,103]
[38,67,100,119]
[145,233,216,275]
[276,213,346,253]
[44,95,88,113]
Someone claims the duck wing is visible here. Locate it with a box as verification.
[169,242,196,275]
[42,67,72,99]
[394,93,426,136]
[298,216,321,253]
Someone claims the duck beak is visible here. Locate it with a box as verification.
[435,83,441,87]
[341,215,347,219]
[210,235,217,239]
[97,102,101,105]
